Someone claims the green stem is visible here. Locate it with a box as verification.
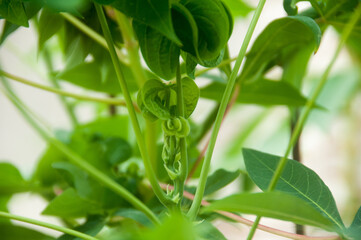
[0,211,98,240]
[94,4,172,207]
[0,85,160,225]
[186,0,267,220]
[60,12,128,64]
[247,4,361,239]
[42,47,79,127]
[176,64,188,205]
[114,10,158,176]
[0,70,130,107]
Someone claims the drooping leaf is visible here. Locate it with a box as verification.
[38,8,64,51]
[133,21,180,80]
[239,16,321,82]
[111,0,180,44]
[170,77,199,118]
[203,192,336,231]
[0,162,28,194]
[58,215,105,240]
[42,188,102,218]
[200,79,309,107]
[0,0,28,27]
[243,148,345,231]
[0,224,55,240]
[345,206,361,240]
[114,208,152,226]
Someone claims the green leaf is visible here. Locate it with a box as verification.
[42,188,102,218]
[345,207,361,240]
[0,0,28,27]
[0,163,28,194]
[243,148,345,231]
[239,16,321,82]
[103,137,132,165]
[58,215,105,240]
[0,224,55,240]
[203,192,336,231]
[56,59,138,94]
[171,0,231,64]
[38,0,89,15]
[111,0,180,45]
[170,77,199,118]
[203,169,240,196]
[38,8,64,51]
[114,208,152,226]
[195,221,226,240]
[222,0,254,18]
[133,21,180,80]
[200,79,309,106]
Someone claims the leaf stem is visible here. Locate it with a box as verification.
[186,0,267,220]
[0,70,132,108]
[60,12,128,64]
[0,84,160,225]
[94,3,172,207]
[247,4,361,239]
[0,211,99,240]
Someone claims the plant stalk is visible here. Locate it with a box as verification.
[246,4,361,239]
[186,0,267,220]
[0,211,99,240]
[94,3,172,207]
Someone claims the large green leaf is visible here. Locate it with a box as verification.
[111,0,180,44]
[0,163,28,195]
[243,148,345,231]
[200,79,309,106]
[38,8,64,51]
[133,21,180,80]
[203,192,336,231]
[239,16,321,82]
[42,188,102,218]
[0,224,55,240]
[0,0,28,27]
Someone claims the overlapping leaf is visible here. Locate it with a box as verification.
[243,148,345,231]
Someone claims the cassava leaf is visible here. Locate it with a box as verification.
[38,8,64,51]
[195,221,226,240]
[203,192,336,231]
[0,162,28,194]
[111,0,180,44]
[133,21,180,80]
[42,188,102,218]
[239,16,321,82]
[203,169,240,196]
[200,79,309,106]
[0,0,28,27]
[243,148,345,231]
[114,208,152,226]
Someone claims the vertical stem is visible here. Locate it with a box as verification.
[176,64,188,206]
[114,10,159,177]
[187,0,267,220]
[94,4,172,207]
[247,4,361,239]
